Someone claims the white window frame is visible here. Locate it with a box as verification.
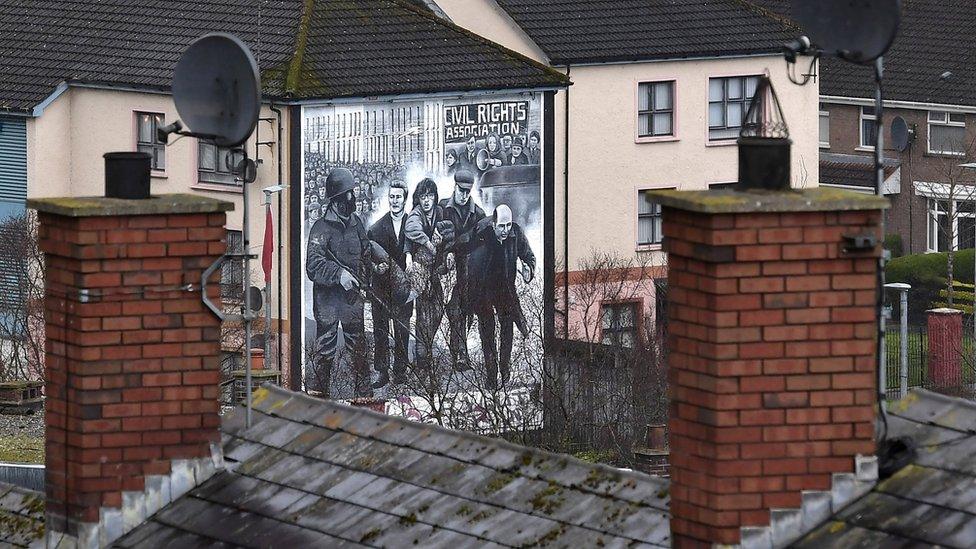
[927,111,967,156]
[198,141,241,186]
[637,188,669,248]
[135,112,166,172]
[858,106,877,150]
[819,106,830,149]
[707,75,760,142]
[636,80,676,142]
[927,198,976,253]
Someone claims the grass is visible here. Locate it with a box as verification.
[0,434,44,464]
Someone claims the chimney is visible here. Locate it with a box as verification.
[29,194,233,547]
[649,188,888,546]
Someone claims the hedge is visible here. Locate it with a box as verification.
[886,249,976,321]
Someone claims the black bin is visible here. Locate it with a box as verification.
[104,152,151,199]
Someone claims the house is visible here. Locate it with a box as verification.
[0,0,569,392]
[755,0,976,257]
[429,0,822,343]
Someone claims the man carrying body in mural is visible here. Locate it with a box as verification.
[306,168,374,398]
[456,204,536,390]
[439,170,486,371]
[367,180,413,389]
[404,178,454,375]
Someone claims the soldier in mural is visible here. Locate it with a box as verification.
[456,204,536,389]
[404,178,454,372]
[439,170,486,371]
[305,168,374,398]
[367,180,412,388]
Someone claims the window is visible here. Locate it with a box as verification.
[637,81,675,138]
[860,106,877,149]
[199,142,240,186]
[708,75,759,141]
[638,190,664,246]
[136,112,166,170]
[927,198,976,252]
[928,111,967,156]
[221,230,244,300]
[819,105,830,148]
[601,302,638,348]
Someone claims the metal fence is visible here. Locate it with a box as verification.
[883,319,976,400]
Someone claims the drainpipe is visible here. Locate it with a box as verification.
[563,65,571,341]
[270,104,284,377]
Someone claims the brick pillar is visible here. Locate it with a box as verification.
[648,188,888,547]
[29,194,233,546]
[927,308,963,391]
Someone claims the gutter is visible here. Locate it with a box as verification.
[822,95,976,114]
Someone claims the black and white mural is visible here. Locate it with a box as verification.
[300,93,545,405]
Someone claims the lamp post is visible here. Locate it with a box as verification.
[885,283,911,398]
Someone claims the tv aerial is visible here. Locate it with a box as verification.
[165,33,263,428]
[890,116,915,153]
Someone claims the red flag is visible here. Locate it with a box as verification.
[262,203,274,284]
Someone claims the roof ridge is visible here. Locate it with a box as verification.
[732,0,802,33]
[385,0,569,85]
[284,0,315,96]
[247,385,667,490]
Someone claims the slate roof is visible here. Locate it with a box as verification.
[0,481,45,547]
[795,389,976,547]
[752,0,976,107]
[489,0,798,65]
[820,152,900,190]
[0,0,567,114]
[113,385,671,548]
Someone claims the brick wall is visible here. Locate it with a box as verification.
[661,203,883,546]
[34,196,230,537]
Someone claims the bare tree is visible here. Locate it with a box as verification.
[0,212,45,382]
[929,130,976,306]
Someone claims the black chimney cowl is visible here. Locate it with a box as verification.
[104,152,152,200]
[737,76,793,192]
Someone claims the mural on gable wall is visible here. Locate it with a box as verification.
[300,92,545,403]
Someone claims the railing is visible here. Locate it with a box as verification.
[883,320,976,400]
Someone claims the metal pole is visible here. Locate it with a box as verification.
[874,57,887,411]
[242,162,253,429]
[263,195,273,384]
[900,288,909,398]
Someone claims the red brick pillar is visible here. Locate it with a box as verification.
[648,189,887,547]
[927,308,963,391]
[29,195,232,544]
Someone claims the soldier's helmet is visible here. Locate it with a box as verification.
[325,168,356,199]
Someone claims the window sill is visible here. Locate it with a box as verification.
[192,182,244,194]
[706,139,737,147]
[925,151,967,159]
[636,244,664,253]
[819,144,830,150]
[636,135,679,144]
[854,146,876,153]
[150,170,167,180]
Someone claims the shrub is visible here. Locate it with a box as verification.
[886,249,976,321]
[884,234,904,258]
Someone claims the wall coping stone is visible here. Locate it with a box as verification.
[646,188,889,214]
[27,194,234,217]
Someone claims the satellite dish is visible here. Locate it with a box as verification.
[247,286,264,312]
[891,116,913,152]
[793,0,901,65]
[172,33,260,147]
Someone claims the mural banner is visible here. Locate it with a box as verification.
[300,92,545,405]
